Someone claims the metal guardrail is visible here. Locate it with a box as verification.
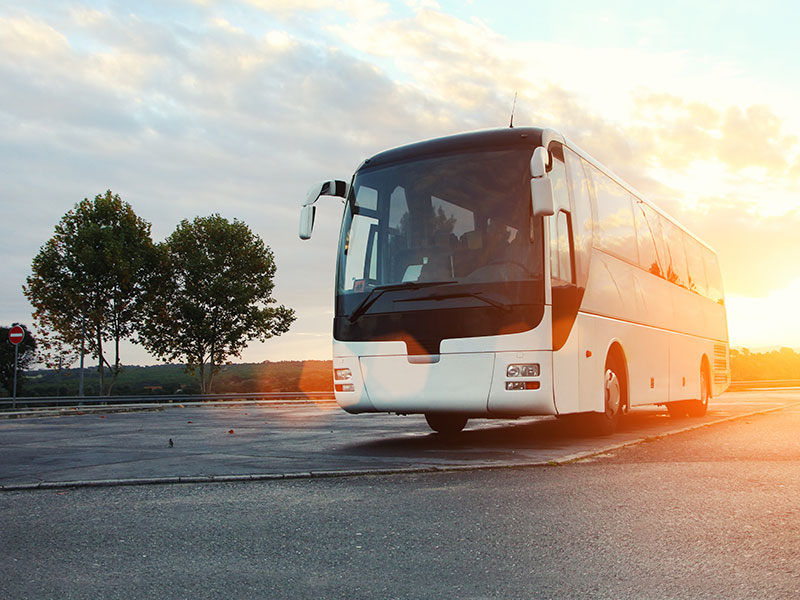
[4,380,799,410]
[0,391,335,410]
[726,380,800,392]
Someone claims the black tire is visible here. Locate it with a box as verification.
[667,401,689,418]
[424,413,468,434]
[583,353,624,436]
[686,366,710,417]
[667,367,710,418]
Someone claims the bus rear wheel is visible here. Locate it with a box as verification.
[425,413,468,434]
[667,366,710,418]
[686,366,710,417]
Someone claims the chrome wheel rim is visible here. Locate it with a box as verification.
[700,370,709,407]
[605,369,621,418]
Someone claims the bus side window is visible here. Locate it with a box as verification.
[703,248,725,304]
[684,234,709,296]
[589,166,638,265]
[553,210,574,282]
[633,200,664,277]
[564,149,593,287]
[661,217,689,288]
[548,146,572,282]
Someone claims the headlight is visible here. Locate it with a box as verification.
[506,363,540,378]
[334,368,353,381]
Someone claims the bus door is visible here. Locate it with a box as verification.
[548,146,582,414]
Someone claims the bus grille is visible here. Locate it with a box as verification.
[713,344,728,384]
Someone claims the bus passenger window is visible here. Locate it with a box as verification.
[553,210,574,282]
[589,167,638,264]
[661,218,689,288]
[564,149,593,287]
[684,234,709,296]
[634,201,663,277]
[548,147,571,282]
[703,248,725,304]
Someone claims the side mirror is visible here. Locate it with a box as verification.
[299,179,349,240]
[530,147,554,217]
[530,146,549,177]
[299,205,315,240]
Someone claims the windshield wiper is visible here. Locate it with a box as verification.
[394,290,512,311]
[348,280,457,323]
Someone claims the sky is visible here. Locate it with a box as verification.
[1,0,799,366]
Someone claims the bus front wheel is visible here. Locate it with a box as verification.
[582,354,624,436]
[425,413,468,434]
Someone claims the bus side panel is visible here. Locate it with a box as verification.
[669,285,721,402]
[628,270,671,407]
[576,312,603,414]
[552,308,581,415]
[668,331,703,402]
[578,314,667,411]
[627,324,670,407]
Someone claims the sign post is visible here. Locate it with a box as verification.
[9,325,24,409]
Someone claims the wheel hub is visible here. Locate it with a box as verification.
[605,369,621,417]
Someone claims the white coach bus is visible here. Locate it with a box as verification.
[299,127,730,434]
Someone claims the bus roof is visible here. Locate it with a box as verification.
[357,127,549,171]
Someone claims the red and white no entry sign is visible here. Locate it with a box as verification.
[8,325,24,345]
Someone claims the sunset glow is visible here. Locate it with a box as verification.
[1,1,799,362]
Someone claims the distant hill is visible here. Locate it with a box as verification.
[9,361,333,397]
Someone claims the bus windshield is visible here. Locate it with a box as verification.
[336,148,542,319]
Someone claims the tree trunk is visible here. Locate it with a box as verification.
[198,360,206,394]
[108,316,120,396]
[97,326,104,396]
[208,339,215,394]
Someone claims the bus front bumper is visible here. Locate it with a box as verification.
[332,350,556,417]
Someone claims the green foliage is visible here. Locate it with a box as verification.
[24,191,157,394]
[0,324,37,396]
[12,361,333,397]
[137,215,296,393]
[730,347,800,381]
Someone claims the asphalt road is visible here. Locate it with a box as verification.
[2,397,800,599]
[0,391,796,488]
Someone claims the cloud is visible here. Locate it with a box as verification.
[666,197,800,298]
[0,5,464,361]
[2,1,800,359]
[243,0,390,20]
[631,93,798,175]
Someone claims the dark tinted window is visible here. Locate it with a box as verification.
[548,149,572,282]
[564,148,593,286]
[589,167,638,263]
[703,248,724,304]
[684,234,708,296]
[633,200,664,277]
[661,217,689,288]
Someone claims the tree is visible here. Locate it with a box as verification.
[0,324,37,396]
[137,215,295,393]
[24,190,157,395]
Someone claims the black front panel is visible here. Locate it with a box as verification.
[334,300,545,355]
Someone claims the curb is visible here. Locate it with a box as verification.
[0,405,167,419]
[3,400,799,493]
[0,399,339,420]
